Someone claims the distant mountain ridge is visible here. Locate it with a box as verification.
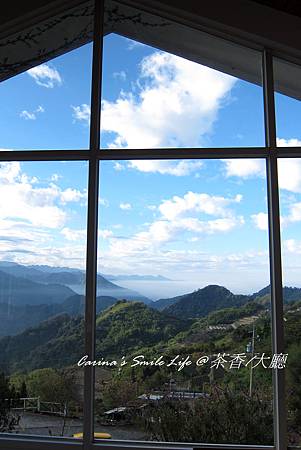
[0,269,75,306]
[161,285,250,319]
[0,294,117,337]
[251,284,301,303]
[104,274,171,281]
[2,260,301,338]
[153,284,301,319]
[1,286,301,374]
[0,261,151,305]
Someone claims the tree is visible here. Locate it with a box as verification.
[0,373,19,432]
[142,387,273,445]
[27,368,77,410]
[286,343,301,444]
[19,381,27,399]
[102,378,138,411]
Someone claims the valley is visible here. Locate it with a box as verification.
[0,262,300,445]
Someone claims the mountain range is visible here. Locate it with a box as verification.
[0,276,301,372]
[0,270,74,306]
[1,261,301,340]
[103,274,171,281]
[154,284,301,318]
[158,285,250,319]
[0,300,190,373]
[0,294,117,337]
[0,261,151,304]
[0,262,151,337]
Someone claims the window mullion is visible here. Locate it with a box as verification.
[84,1,104,449]
[263,49,287,450]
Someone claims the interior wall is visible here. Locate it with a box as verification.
[123,0,301,62]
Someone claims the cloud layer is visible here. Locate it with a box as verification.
[0,162,87,268]
[27,64,62,88]
[100,51,236,149]
[104,191,244,273]
[19,105,45,121]
[128,160,203,176]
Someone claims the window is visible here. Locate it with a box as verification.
[0,1,299,449]
[0,45,93,150]
[0,161,88,437]
[96,159,273,445]
[100,33,265,149]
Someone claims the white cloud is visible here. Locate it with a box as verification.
[99,197,109,207]
[27,64,62,88]
[119,202,132,210]
[159,191,242,221]
[277,139,301,194]
[0,161,89,273]
[0,163,88,269]
[277,138,301,148]
[223,139,301,195]
[0,162,21,183]
[19,105,45,121]
[0,162,86,231]
[51,173,61,182]
[284,239,301,254]
[100,239,266,294]
[127,39,146,50]
[72,104,90,123]
[0,179,65,229]
[177,216,244,233]
[128,160,203,176]
[61,228,86,241]
[277,154,301,195]
[101,51,236,148]
[99,229,113,239]
[252,204,301,231]
[223,159,265,178]
[0,241,87,270]
[282,201,301,227]
[114,162,125,171]
[60,187,86,204]
[251,212,268,231]
[188,237,199,242]
[107,191,244,263]
[113,71,126,81]
[286,202,301,222]
[20,110,36,120]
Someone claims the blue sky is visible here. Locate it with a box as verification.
[0,34,301,298]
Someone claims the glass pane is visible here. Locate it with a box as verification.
[0,42,92,150]
[274,58,301,148]
[0,161,88,437]
[94,158,273,445]
[100,0,264,150]
[278,158,301,446]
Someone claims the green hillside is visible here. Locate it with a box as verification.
[1,291,300,444]
[252,285,301,303]
[95,300,190,357]
[0,314,83,373]
[0,300,190,373]
[163,285,250,319]
[0,295,117,337]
